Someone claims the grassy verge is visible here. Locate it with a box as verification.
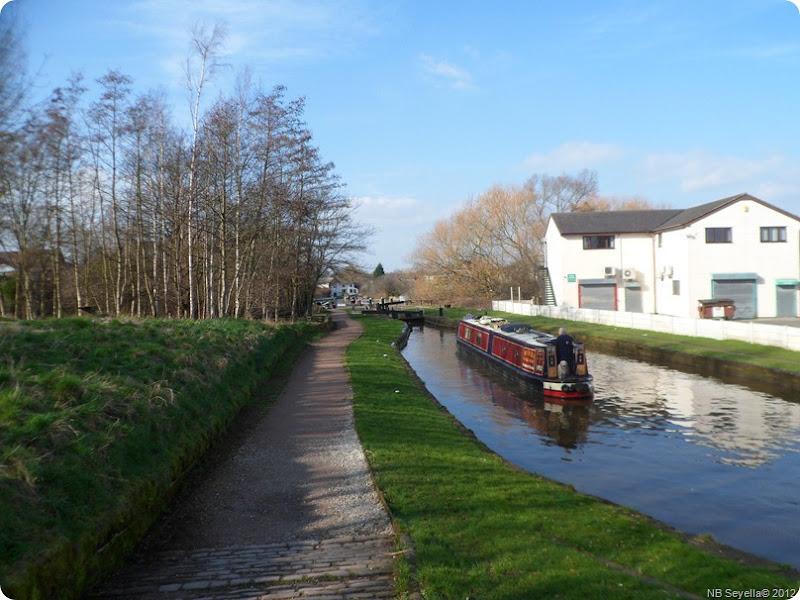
[347,314,798,599]
[0,317,322,600]
[424,307,800,395]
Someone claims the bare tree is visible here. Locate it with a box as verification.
[124,92,166,317]
[0,13,30,248]
[184,23,227,319]
[411,171,600,306]
[534,169,599,213]
[0,112,48,318]
[409,171,674,306]
[40,75,86,317]
[0,23,366,322]
[0,13,28,137]
[87,70,133,315]
[580,194,665,211]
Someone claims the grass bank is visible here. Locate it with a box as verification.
[0,317,322,600]
[424,307,800,395]
[347,314,798,599]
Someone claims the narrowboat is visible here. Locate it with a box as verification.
[456,314,593,400]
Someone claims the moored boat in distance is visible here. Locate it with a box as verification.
[456,314,594,400]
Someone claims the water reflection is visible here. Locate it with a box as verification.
[457,346,591,449]
[590,354,800,467]
[402,326,800,568]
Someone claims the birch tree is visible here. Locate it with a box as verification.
[184,23,227,319]
[87,70,133,315]
[0,24,366,321]
[0,113,48,318]
[40,75,87,317]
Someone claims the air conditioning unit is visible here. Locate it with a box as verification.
[604,266,616,278]
[622,268,636,281]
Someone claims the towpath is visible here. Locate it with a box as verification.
[86,310,396,600]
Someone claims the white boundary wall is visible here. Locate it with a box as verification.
[492,301,800,352]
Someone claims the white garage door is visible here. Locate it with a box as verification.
[579,282,616,311]
[712,278,756,319]
[625,285,643,313]
[777,284,798,318]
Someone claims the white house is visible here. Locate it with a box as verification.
[329,278,359,298]
[544,193,800,319]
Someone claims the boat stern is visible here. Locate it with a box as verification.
[542,376,594,401]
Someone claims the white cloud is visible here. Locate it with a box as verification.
[523,141,626,172]
[351,194,455,271]
[353,194,444,227]
[750,180,800,201]
[418,54,475,90]
[580,4,662,38]
[520,143,800,212]
[128,0,349,31]
[631,149,800,215]
[639,150,792,193]
[123,0,380,72]
[727,42,800,60]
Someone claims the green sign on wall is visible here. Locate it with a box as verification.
[567,274,576,282]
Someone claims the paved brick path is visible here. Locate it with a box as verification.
[87,535,395,600]
[86,311,398,600]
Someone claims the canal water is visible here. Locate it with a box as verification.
[401,326,800,569]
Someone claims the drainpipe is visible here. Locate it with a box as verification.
[618,235,623,311]
[652,234,658,314]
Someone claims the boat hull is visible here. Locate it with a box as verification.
[456,317,593,400]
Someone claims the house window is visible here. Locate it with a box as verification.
[705,228,732,243]
[760,227,786,243]
[672,280,680,296]
[583,235,615,249]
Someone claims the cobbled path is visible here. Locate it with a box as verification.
[84,311,398,600]
[87,535,395,600]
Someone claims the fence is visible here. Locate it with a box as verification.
[492,300,800,352]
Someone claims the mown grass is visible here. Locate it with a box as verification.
[426,306,800,376]
[0,316,321,600]
[348,314,798,599]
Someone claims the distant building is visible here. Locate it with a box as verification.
[0,249,69,278]
[328,278,359,298]
[544,193,800,319]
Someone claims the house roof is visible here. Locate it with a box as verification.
[550,193,800,236]
[0,249,69,267]
[653,193,800,231]
[551,209,681,235]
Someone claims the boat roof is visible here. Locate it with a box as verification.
[462,315,555,345]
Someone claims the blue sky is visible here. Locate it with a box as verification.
[5,0,800,272]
